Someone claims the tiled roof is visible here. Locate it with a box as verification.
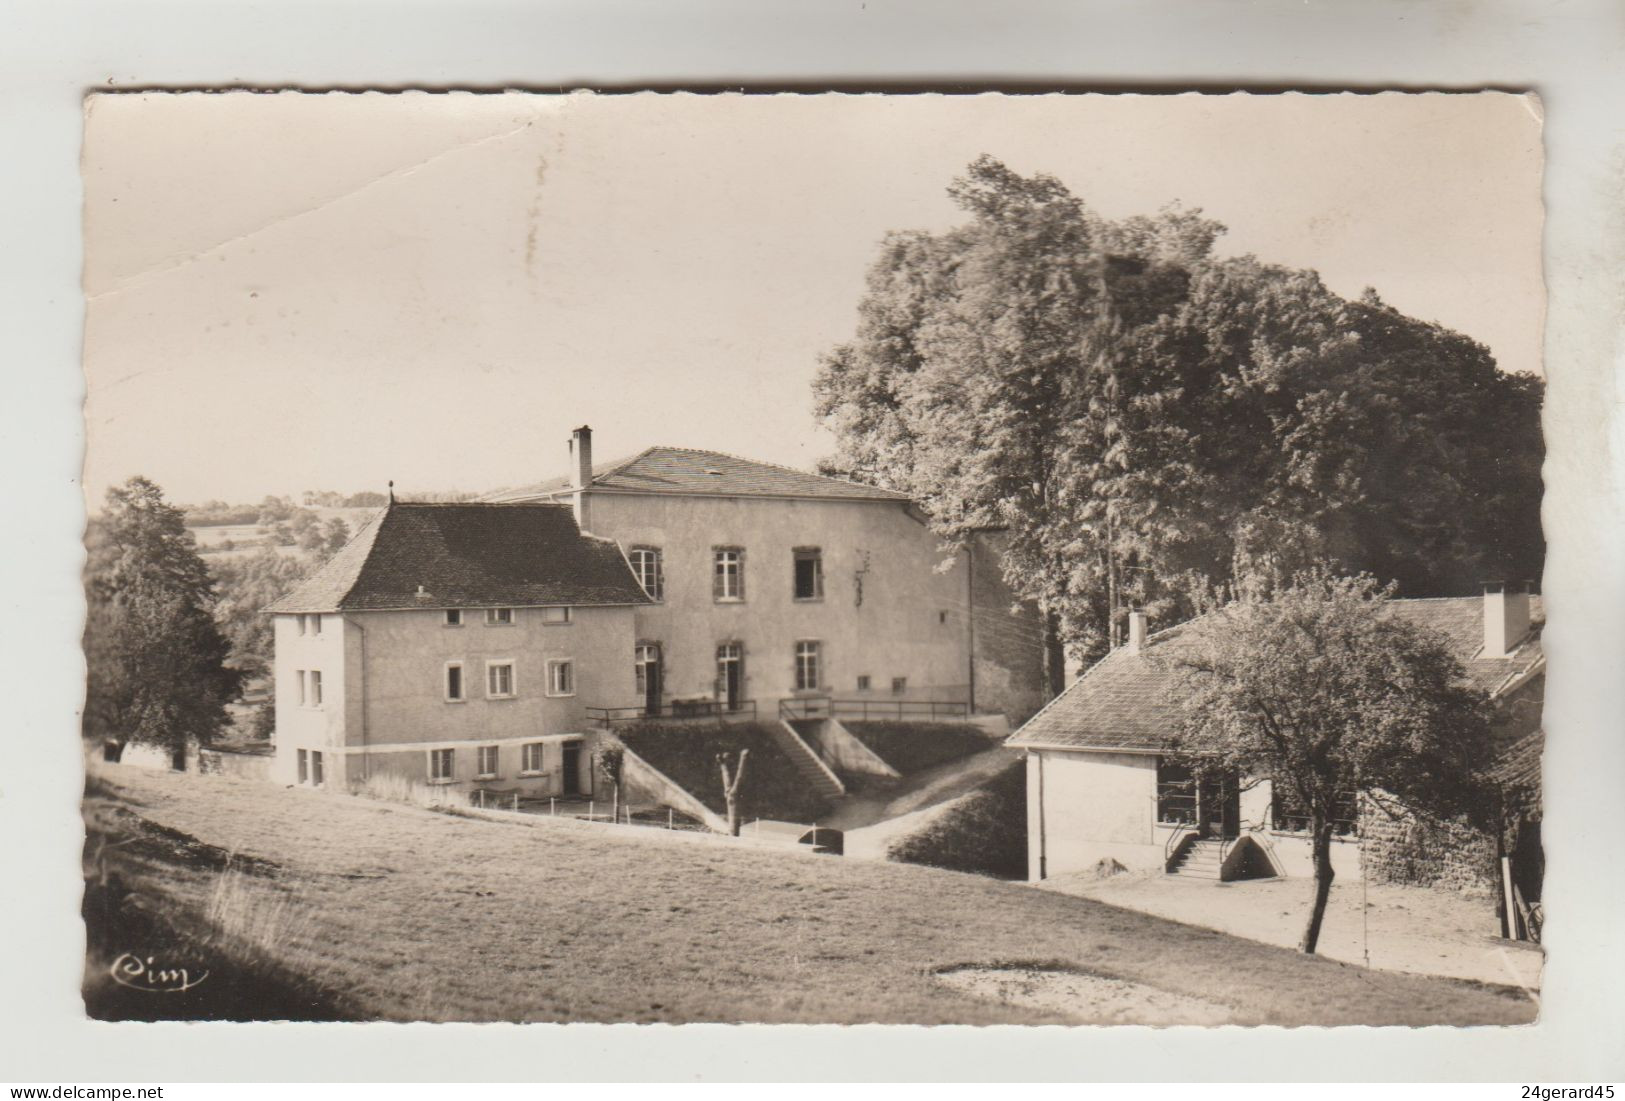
[264,502,653,613]
[484,446,911,503]
[1008,596,1545,753]
[1491,729,1543,806]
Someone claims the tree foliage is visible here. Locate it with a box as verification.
[84,477,242,755]
[210,548,318,681]
[814,156,1544,668]
[1163,572,1493,952]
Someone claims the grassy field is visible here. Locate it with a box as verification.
[82,763,1537,1025]
[843,720,995,773]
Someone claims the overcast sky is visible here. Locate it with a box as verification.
[81,91,1544,506]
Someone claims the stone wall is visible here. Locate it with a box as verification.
[1358,797,1498,896]
[198,747,273,782]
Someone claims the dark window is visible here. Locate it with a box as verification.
[891,676,907,695]
[430,748,455,782]
[446,664,464,701]
[856,675,871,691]
[297,748,308,784]
[311,751,324,788]
[1272,784,1359,836]
[444,609,462,627]
[1156,758,1196,825]
[793,548,823,600]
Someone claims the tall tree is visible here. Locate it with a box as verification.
[1164,572,1493,954]
[84,477,241,760]
[815,156,1543,670]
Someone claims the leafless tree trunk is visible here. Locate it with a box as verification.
[718,748,750,837]
[1299,817,1336,954]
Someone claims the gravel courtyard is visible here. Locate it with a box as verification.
[1039,870,1543,993]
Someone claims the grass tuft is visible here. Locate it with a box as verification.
[205,863,317,959]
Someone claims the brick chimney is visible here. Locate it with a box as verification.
[568,425,593,531]
[1483,581,1532,659]
[1126,609,1147,655]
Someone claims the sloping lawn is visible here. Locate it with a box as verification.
[843,720,994,773]
[616,721,829,823]
[888,760,1027,879]
[82,764,1536,1025]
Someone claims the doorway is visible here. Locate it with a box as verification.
[717,641,744,712]
[560,740,582,796]
[635,642,662,717]
[1198,770,1241,839]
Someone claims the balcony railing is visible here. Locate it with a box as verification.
[778,695,971,722]
[585,699,758,728]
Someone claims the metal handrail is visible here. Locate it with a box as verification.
[1163,823,1199,870]
[586,700,757,728]
[777,695,970,722]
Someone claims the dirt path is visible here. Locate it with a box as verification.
[1041,870,1544,992]
[820,745,1018,858]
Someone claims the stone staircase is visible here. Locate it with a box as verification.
[770,720,846,801]
[1167,836,1228,881]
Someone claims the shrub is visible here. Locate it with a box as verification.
[842,720,992,774]
[617,722,830,823]
[886,760,1027,879]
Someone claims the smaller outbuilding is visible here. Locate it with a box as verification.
[1007,586,1544,895]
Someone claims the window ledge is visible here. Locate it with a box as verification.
[427,777,457,786]
[475,773,499,782]
[518,770,544,778]
[487,695,517,702]
[444,698,467,705]
[545,693,577,700]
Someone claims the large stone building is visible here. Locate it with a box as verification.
[265,501,650,794]
[264,429,1048,796]
[1008,586,1544,893]
[486,426,1048,724]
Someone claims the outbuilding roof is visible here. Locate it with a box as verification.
[484,446,911,504]
[1007,595,1544,754]
[264,502,653,614]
